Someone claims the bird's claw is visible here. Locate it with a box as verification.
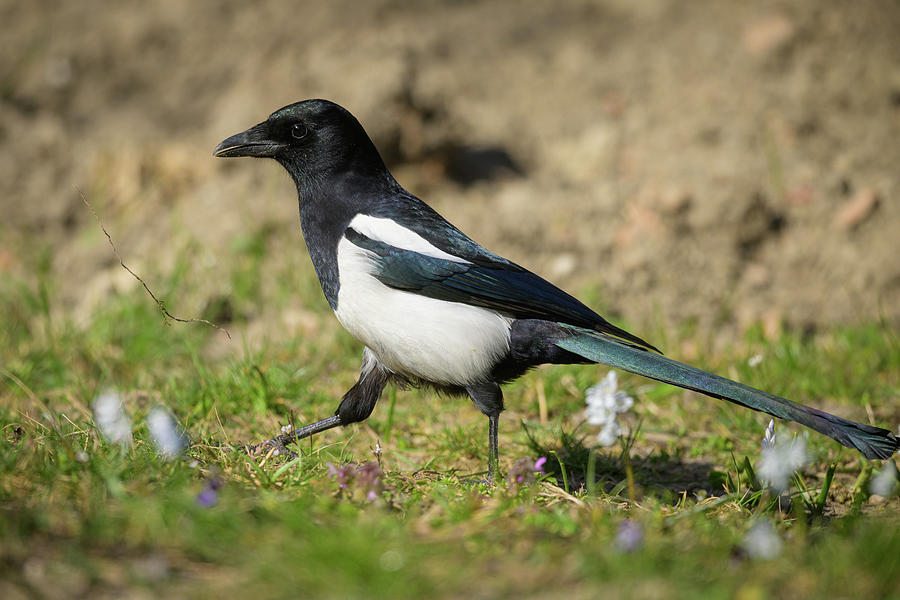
[244,435,299,460]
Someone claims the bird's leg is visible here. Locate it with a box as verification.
[466,382,504,484]
[252,415,343,456]
[249,348,387,457]
[488,413,500,483]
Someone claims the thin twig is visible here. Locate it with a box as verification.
[76,185,231,339]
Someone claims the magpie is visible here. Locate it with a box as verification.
[214,99,898,480]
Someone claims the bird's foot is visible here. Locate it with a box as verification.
[242,437,295,460]
[458,473,496,488]
[244,435,300,460]
[243,415,343,459]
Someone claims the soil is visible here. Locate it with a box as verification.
[3,0,900,346]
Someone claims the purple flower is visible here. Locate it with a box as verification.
[196,487,217,507]
[508,456,547,488]
[614,519,644,553]
[327,461,385,502]
[327,462,352,489]
[196,478,222,508]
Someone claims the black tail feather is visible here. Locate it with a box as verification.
[556,329,899,460]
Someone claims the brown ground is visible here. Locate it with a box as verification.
[3,0,900,347]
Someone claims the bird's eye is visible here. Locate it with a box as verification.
[291,123,309,140]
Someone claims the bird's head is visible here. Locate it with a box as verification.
[213,99,386,182]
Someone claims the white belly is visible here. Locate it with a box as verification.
[334,237,511,386]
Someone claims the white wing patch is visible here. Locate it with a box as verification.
[347,214,470,264]
[334,236,510,386]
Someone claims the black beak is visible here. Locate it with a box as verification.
[213,122,283,158]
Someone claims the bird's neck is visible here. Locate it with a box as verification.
[289,169,400,310]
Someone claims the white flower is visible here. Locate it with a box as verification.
[870,462,899,497]
[585,371,633,424]
[92,390,132,447]
[748,354,764,368]
[146,406,189,460]
[585,371,634,447]
[757,434,809,492]
[762,419,776,450]
[596,420,623,447]
[743,520,782,560]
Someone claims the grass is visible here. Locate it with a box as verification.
[2,246,900,599]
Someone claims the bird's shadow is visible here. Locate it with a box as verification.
[522,426,721,500]
[443,144,524,185]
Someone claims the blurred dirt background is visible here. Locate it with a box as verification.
[3,0,900,350]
